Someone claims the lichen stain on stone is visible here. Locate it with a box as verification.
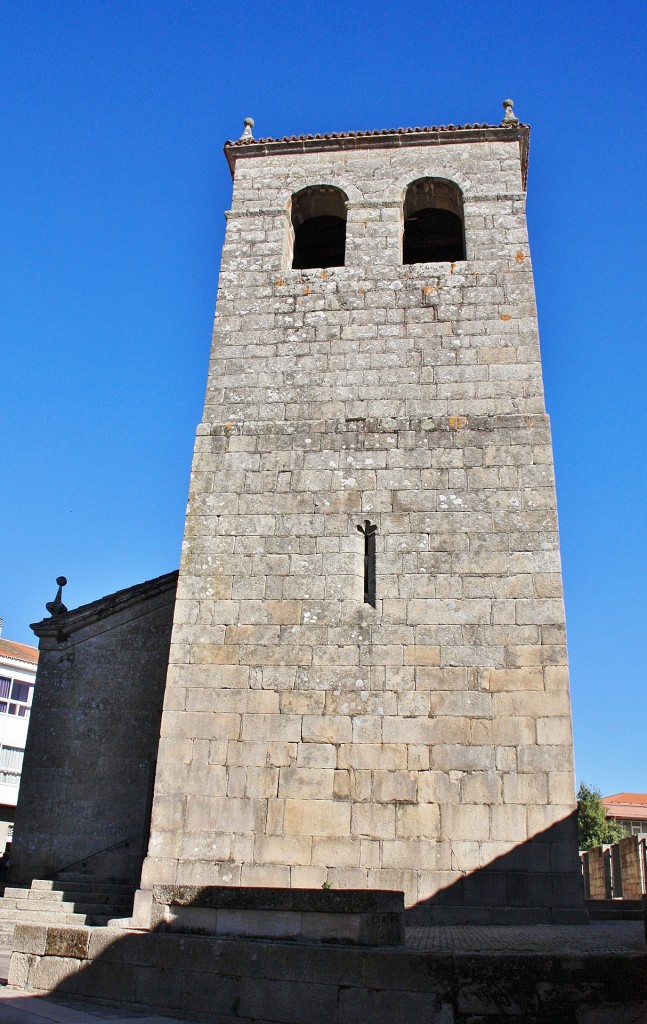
[515,252,525,263]
[448,415,467,431]
[303,288,312,295]
[422,286,436,294]
[275,278,284,287]
[320,270,327,280]
[500,314,512,321]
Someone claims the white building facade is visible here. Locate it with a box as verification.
[0,631,37,854]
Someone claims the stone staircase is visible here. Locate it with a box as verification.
[0,877,137,945]
[587,898,645,921]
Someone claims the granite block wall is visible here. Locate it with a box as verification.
[141,125,583,919]
[10,572,178,884]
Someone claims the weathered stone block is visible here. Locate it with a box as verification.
[462,770,500,804]
[396,803,440,838]
[177,971,241,1015]
[372,770,418,804]
[338,986,453,1024]
[239,977,339,1024]
[338,743,407,770]
[265,942,363,986]
[488,667,544,690]
[311,837,362,868]
[503,772,548,804]
[7,952,36,988]
[45,926,90,959]
[441,804,490,841]
[12,923,47,955]
[284,799,351,836]
[254,834,312,865]
[490,803,528,841]
[352,804,396,840]
[278,770,333,798]
[31,955,81,992]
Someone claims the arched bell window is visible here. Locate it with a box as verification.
[291,185,348,270]
[402,178,465,264]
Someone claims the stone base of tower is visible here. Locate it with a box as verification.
[136,813,587,931]
[143,414,584,925]
[8,920,646,1022]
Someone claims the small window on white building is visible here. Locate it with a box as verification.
[11,682,29,703]
[0,678,32,717]
[0,746,24,785]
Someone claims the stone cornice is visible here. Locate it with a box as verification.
[199,412,549,438]
[224,124,530,190]
[31,570,178,646]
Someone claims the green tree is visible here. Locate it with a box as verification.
[577,783,626,850]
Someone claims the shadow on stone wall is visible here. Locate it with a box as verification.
[15,903,646,1024]
[405,813,587,926]
[6,818,613,1022]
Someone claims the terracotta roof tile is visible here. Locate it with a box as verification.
[603,793,647,806]
[602,793,647,821]
[0,637,39,666]
[225,122,513,148]
[223,120,530,190]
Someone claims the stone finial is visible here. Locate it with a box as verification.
[239,117,255,142]
[46,576,68,617]
[502,99,519,124]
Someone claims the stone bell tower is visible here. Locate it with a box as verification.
[141,102,584,924]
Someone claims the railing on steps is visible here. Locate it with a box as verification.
[54,836,135,881]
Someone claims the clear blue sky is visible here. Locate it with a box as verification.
[1,1,645,796]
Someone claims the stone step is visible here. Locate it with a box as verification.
[14,898,133,915]
[0,902,132,922]
[31,878,136,895]
[1,887,30,900]
[0,878,137,941]
[1,888,131,905]
[587,898,644,921]
[55,872,134,886]
[0,908,114,926]
[69,914,113,926]
[20,889,133,906]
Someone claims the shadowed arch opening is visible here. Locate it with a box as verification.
[291,185,348,269]
[403,178,465,264]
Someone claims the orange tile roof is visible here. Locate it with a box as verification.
[602,794,647,820]
[0,637,39,666]
[603,793,647,805]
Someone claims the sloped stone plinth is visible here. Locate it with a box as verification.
[150,885,404,945]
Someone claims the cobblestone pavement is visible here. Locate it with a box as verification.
[406,921,646,953]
